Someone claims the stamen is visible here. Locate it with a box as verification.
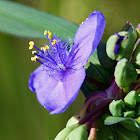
[51,39,59,45]
[36,59,44,64]
[32,51,37,54]
[41,45,50,52]
[31,56,38,62]
[44,30,47,36]
[48,31,52,39]
[29,41,34,50]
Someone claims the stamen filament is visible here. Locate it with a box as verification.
[44,30,47,36]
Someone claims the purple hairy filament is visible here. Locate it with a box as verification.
[76,92,107,119]
[29,31,80,78]
[78,98,112,125]
[77,80,125,128]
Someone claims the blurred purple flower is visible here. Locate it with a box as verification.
[28,11,106,114]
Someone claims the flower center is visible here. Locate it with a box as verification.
[29,30,75,76]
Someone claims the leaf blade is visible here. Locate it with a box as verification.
[0,1,78,38]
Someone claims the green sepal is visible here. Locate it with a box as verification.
[124,90,139,109]
[114,58,137,88]
[54,124,78,140]
[123,110,135,118]
[68,124,88,140]
[109,100,125,117]
[97,41,116,72]
[66,116,79,127]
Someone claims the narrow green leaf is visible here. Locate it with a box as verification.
[101,114,140,129]
[97,121,115,140]
[113,124,138,140]
[97,41,116,72]
[0,1,78,38]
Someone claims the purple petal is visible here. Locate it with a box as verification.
[44,68,85,114]
[29,65,85,114]
[28,65,45,93]
[28,65,56,106]
[73,11,106,68]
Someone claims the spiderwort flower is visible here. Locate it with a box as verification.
[28,11,106,114]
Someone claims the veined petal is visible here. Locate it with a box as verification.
[29,65,85,114]
[28,65,59,106]
[44,68,86,114]
[73,10,106,68]
[28,65,45,93]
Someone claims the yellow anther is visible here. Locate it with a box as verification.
[41,47,43,50]
[40,47,44,51]
[48,31,52,39]
[29,45,34,50]
[29,41,34,46]
[32,51,37,54]
[51,39,59,45]
[31,56,38,62]
[29,41,34,50]
[41,45,49,52]
[44,45,50,51]
[44,30,47,36]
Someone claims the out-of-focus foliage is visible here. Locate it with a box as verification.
[0,1,78,38]
[0,0,139,139]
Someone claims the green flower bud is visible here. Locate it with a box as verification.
[133,39,140,69]
[66,116,79,127]
[135,105,140,117]
[123,110,135,118]
[114,58,137,87]
[68,125,88,140]
[109,100,125,117]
[106,33,120,60]
[106,24,137,61]
[135,52,140,69]
[136,24,140,37]
[124,90,139,109]
[135,116,140,126]
[55,124,78,140]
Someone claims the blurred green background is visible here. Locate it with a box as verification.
[0,0,139,139]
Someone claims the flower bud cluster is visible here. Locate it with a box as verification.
[55,22,140,140]
[55,117,88,140]
[106,22,140,90]
[109,89,140,119]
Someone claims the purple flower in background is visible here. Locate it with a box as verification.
[28,11,106,114]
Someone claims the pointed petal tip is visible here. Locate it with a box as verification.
[28,73,36,93]
[73,10,106,68]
